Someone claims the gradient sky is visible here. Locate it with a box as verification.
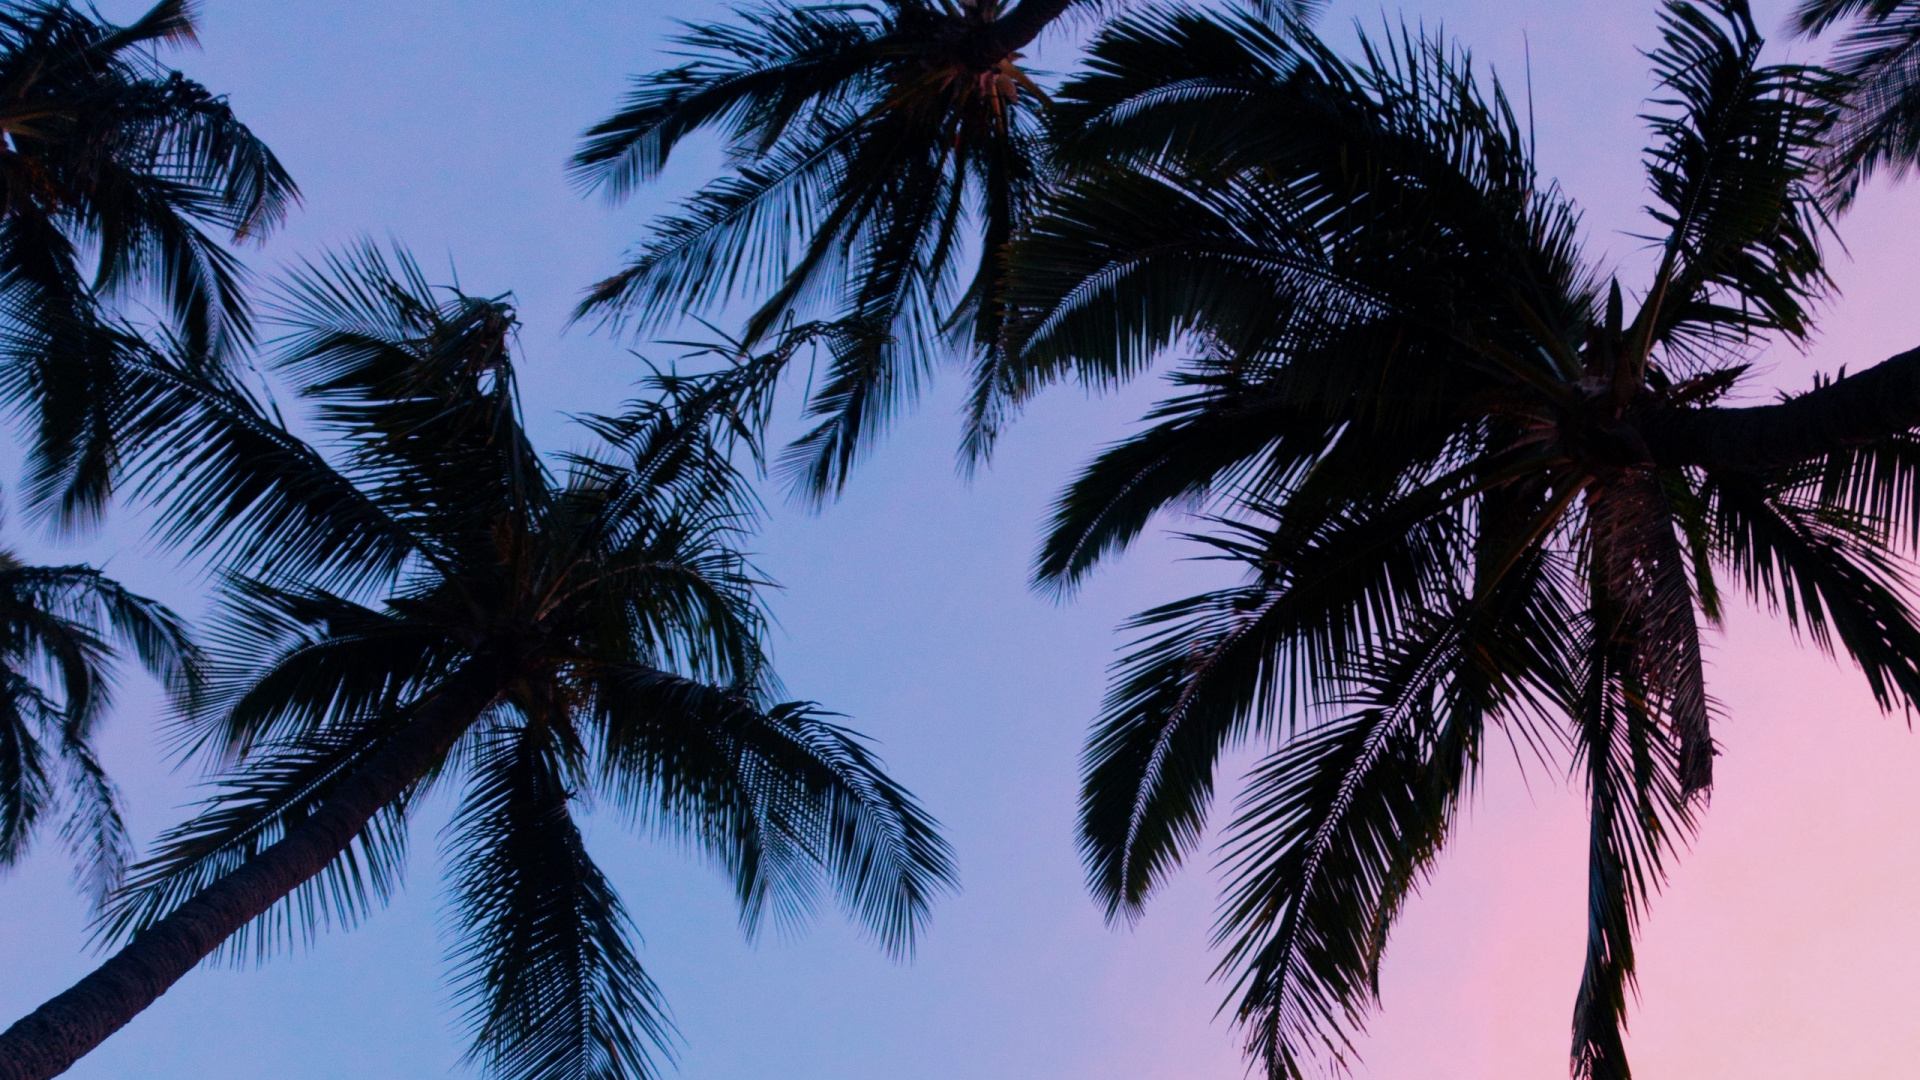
[3,1,1920,1077]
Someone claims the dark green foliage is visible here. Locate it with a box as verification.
[450,724,669,1080]
[572,0,1053,499]
[1795,0,1920,202]
[95,245,954,1080]
[0,550,198,903]
[0,0,295,524]
[991,3,1901,1077]
[1640,0,1841,355]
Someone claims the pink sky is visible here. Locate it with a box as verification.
[1285,5,1920,1075]
[4,2,1920,1078]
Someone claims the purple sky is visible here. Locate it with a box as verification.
[4,1,1920,1077]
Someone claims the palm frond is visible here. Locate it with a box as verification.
[572,125,862,332]
[54,730,130,906]
[1587,474,1714,795]
[591,667,954,956]
[0,672,53,867]
[581,520,775,696]
[1810,429,1920,549]
[1080,468,1485,921]
[1635,0,1841,361]
[448,723,672,1080]
[1219,639,1469,1078]
[1792,0,1920,203]
[1008,6,1595,429]
[1568,597,1696,1080]
[98,707,424,961]
[268,241,550,545]
[0,556,196,900]
[0,0,296,519]
[1033,377,1340,595]
[182,577,455,760]
[115,333,419,593]
[569,2,888,201]
[1706,465,1920,710]
[569,319,841,532]
[579,0,1051,499]
[0,209,126,527]
[10,562,199,702]
[1212,540,1576,1078]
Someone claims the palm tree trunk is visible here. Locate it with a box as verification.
[1641,344,1920,471]
[0,658,506,1080]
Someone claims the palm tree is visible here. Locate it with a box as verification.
[1794,0,1920,203]
[0,0,296,523]
[990,2,1920,1077]
[0,244,953,1080]
[571,0,1332,495]
[571,0,1054,496]
[0,549,197,902]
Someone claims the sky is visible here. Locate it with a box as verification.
[4,1,1920,1078]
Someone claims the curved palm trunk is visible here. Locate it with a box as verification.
[0,659,506,1080]
[1642,344,1920,471]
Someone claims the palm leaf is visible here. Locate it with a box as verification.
[1792,0,1920,203]
[591,667,954,955]
[448,722,672,1080]
[98,707,425,961]
[1634,0,1841,363]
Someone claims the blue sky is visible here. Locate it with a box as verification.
[7,2,1920,1078]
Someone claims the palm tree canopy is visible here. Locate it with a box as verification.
[0,551,197,902]
[571,0,1056,498]
[988,2,1916,1077]
[572,0,1337,499]
[8,243,956,1080]
[0,0,297,525]
[1794,0,1920,202]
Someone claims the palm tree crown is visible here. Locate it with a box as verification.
[990,2,1909,1077]
[572,0,1057,497]
[0,244,953,1080]
[0,0,296,523]
[574,1,1341,492]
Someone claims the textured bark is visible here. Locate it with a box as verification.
[0,658,507,1080]
[1641,345,1920,471]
